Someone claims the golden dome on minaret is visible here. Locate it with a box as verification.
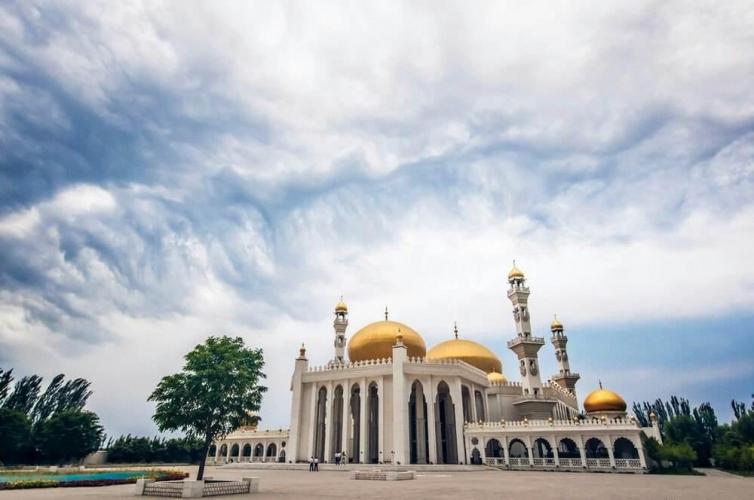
[550,316,563,331]
[347,308,426,362]
[335,298,348,312]
[427,324,503,374]
[508,261,525,281]
[583,383,627,413]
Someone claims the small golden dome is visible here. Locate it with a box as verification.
[335,300,348,312]
[348,320,426,362]
[551,317,563,331]
[583,386,627,413]
[427,338,502,373]
[487,371,507,384]
[508,264,524,281]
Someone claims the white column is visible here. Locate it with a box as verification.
[525,435,533,465]
[324,382,333,462]
[426,377,438,464]
[552,435,560,466]
[607,434,616,468]
[451,379,466,464]
[503,436,510,466]
[306,385,317,460]
[341,379,350,458]
[577,434,586,468]
[359,378,367,463]
[378,376,385,463]
[469,385,477,423]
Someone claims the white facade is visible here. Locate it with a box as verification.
[213,265,661,472]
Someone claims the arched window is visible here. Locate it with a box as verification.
[557,438,579,458]
[242,444,251,458]
[613,437,639,459]
[266,443,277,458]
[585,438,608,458]
[532,438,553,458]
[485,439,503,458]
[508,439,528,458]
[208,444,217,457]
[254,443,264,457]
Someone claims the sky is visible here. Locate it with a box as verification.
[1,0,753,438]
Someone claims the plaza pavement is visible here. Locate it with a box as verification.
[1,465,752,499]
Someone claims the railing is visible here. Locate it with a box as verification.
[483,456,640,471]
[615,458,642,469]
[506,335,545,348]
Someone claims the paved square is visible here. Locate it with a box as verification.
[1,467,752,500]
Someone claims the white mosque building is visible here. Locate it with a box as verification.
[211,264,661,472]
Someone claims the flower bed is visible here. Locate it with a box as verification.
[0,470,187,490]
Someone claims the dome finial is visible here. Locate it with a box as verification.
[384,306,389,321]
[453,322,459,339]
[335,296,348,312]
[599,379,603,389]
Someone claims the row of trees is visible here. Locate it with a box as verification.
[633,395,754,473]
[105,435,205,464]
[0,369,104,465]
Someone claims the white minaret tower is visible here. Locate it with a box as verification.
[549,316,580,398]
[506,262,545,393]
[332,297,348,364]
[506,261,556,419]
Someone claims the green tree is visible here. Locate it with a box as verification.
[0,408,32,464]
[35,410,104,463]
[148,336,267,480]
[658,442,697,471]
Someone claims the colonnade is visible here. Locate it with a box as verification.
[210,439,287,464]
[305,376,491,464]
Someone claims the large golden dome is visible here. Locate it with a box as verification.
[583,387,627,413]
[427,337,502,373]
[348,320,426,362]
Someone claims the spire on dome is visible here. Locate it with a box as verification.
[453,322,459,339]
[385,306,389,321]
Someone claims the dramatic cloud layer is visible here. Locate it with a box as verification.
[1,0,753,435]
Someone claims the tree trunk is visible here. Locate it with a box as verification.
[196,432,213,480]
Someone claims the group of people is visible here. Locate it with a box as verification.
[308,451,348,471]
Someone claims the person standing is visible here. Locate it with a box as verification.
[335,451,341,466]
[342,450,347,465]
[309,456,314,472]
[314,456,319,471]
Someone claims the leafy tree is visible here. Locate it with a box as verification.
[0,369,13,405]
[35,410,104,463]
[0,408,32,464]
[658,442,697,471]
[4,375,43,415]
[633,395,718,466]
[106,434,205,463]
[149,336,267,480]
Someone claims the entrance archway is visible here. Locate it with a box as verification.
[313,386,327,461]
[330,385,344,461]
[367,382,379,463]
[435,381,458,464]
[409,380,429,464]
[242,443,251,460]
[253,443,264,460]
[266,443,277,460]
[349,384,361,463]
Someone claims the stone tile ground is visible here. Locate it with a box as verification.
[1,466,751,499]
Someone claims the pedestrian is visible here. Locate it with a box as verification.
[314,456,319,471]
[309,456,314,472]
[342,451,347,465]
[335,451,341,466]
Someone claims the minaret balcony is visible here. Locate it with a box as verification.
[507,335,545,349]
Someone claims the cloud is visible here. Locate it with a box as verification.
[0,0,753,435]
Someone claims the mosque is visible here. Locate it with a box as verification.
[211,264,661,472]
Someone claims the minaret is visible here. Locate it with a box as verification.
[332,298,349,364]
[506,262,545,393]
[506,261,556,419]
[549,316,580,398]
